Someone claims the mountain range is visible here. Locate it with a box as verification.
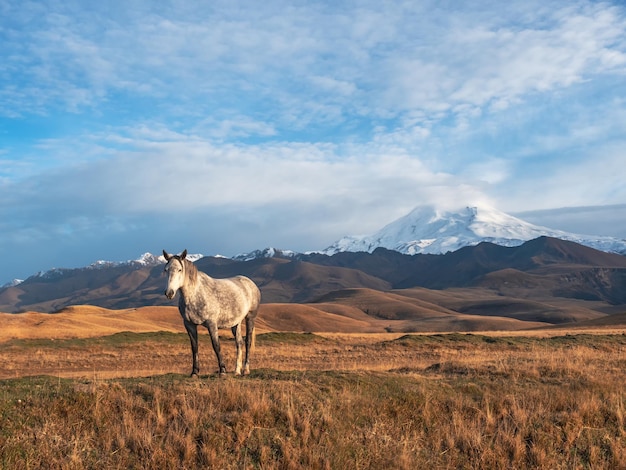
[1,205,626,332]
[1,235,626,330]
[4,204,625,289]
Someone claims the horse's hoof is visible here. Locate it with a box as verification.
[190,372,199,378]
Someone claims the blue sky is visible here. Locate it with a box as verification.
[1,0,626,283]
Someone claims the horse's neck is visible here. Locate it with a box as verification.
[180,271,213,304]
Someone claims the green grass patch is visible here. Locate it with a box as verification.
[3,331,189,350]
[390,332,626,349]
[256,332,329,345]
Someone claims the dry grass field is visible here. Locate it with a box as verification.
[2,307,626,468]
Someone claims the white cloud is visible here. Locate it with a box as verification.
[463,158,511,185]
[3,0,623,127]
[384,2,626,118]
[0,128,495,241]
[495,140,626,212]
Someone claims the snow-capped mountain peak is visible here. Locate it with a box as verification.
[135,252,162,265]
[233,247,298,262]
[322,205,626,256]
[1,278,24,288]
[88,252,169,269]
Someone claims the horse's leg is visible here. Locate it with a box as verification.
[206,321,227,376]
[243,312,256,376]
[184,321,200,377]
[232,323,244,376]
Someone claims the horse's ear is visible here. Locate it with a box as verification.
[181,249,188,260]
[163,250,172,261]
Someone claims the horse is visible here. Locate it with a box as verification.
[163,249,261,377]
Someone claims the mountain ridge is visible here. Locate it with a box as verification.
[2,235,626,313]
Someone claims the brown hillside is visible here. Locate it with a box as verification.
[0,306,184,342]
[557,310,626,329]
[513,236,626,267]
[309,288,552,332]
[257,261,391,303]
[394,287,607,324]
[314,288,457,320]
[257,303,386,333]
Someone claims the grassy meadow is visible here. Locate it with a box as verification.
[2,331,626,468]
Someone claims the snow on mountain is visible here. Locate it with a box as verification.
[233,247,298,262]
[86,253,163,269]
[16,252,205,284]
[2,279,24,288]
[90,252,206,268]
[321,205,626,256]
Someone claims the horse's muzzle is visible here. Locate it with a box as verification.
[165,289,175,299]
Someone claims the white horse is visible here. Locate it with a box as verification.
[163,249,261,377]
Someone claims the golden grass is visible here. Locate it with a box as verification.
[2,331,626,468]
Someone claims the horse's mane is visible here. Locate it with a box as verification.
[182,257,199,286]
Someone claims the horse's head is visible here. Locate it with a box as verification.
[163,249,188,299]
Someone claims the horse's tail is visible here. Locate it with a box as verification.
[250,325,256,352]
[246,312,256,352]
[245,278,260,354]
